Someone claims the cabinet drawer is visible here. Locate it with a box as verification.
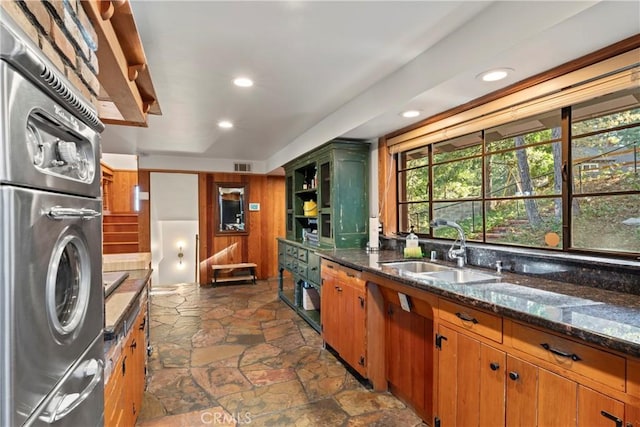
[284,257,295,271]
[297,248,308,262]
[296,262,308,279]
[439,299,502,343]
[285,245,297,258]
[337,268,363,290]
[308,252,321,285]
[510,322,625,392]
[321,260,342,281]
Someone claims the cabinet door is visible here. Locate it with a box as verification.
[506,355,578,427]
[626,404,640,427]
[332,151,368,248]
[387,302,433,422]
[578,386,624,427]
[131,312,147,420]
[538,369,577,426]
[480,343,506,427]
[339,280,366,376]
[438,324,505,427]
[506,356,537,427]
[320,272,339,348]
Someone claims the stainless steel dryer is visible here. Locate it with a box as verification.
[0,14,105,426]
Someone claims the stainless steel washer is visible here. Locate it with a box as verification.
[1,14,105,426]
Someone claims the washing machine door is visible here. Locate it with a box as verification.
[47,229,92,341]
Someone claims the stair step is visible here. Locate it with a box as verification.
[103,232,139,243]
[103,213,138,223]
[103,242,140,254]
[103,223,138,233]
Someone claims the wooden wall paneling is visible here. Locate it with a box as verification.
[137,170,150,252]
[198,173,208,286]
[265,175,285,278]
[246,175,263,279]
[111,170,138,212]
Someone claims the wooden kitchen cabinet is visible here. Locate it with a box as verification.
[105,305,148,427]
[431,297,633,427]
[437,324,505,427]
[321,260,367,377]
[387,301,434,422]
[505,355,580,427]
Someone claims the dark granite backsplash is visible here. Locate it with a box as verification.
[381,236,640,295]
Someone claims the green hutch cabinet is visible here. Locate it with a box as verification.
[278,139,370,331]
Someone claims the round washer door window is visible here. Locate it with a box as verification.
[47,232,91,338]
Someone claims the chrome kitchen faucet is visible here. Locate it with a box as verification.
[430,219,467,267]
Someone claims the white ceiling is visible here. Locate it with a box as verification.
[99,1,640,174]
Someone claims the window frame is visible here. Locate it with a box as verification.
[395,101,640,259]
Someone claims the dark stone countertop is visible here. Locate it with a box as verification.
[104,269,151,340]
[316,249,640,358]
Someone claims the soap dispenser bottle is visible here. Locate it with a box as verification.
[406,226,419,248]
[404,226,422,258]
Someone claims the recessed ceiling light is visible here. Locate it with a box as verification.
[218,120,233,129]
[477,68,513,82]
[233,77,253,87]
[401,110,421,118]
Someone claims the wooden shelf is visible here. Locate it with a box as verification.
[83,0,161,126]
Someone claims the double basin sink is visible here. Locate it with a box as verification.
[380,260,500,285]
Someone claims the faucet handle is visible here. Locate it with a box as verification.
[496,260,503,273]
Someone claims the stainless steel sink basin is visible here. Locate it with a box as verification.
[418,269,499,285]
[380,261,453,273]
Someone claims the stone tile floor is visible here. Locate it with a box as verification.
[137,279,427,427]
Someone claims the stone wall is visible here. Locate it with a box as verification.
[0,0,100,108]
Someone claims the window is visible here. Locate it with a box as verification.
[432,132,482,241]
[396,88,640,256]
[570,89,640,253]
[397,147,429,233]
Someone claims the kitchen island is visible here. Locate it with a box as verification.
[316,248,640,426]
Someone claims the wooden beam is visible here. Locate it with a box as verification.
[83,0,162,124]
[109,1,161,115]
[84,0,146,124]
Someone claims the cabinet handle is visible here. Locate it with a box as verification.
[346,272,355,277]
[540,343,581,361]
[130,339,137,350]
[600,410,623,427]
[122,356,127,376]
[335,286,342,292]
[327,264,334,269]
[508,371,519,381]
[489,362,500,371]
[455,312,479,324]
[139,316,146,330]
[311,267,317,271]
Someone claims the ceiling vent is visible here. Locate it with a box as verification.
[234,162,252,172]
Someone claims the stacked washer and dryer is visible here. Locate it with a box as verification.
[0,14,105,426]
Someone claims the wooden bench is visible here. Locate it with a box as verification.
[211,263,257,286]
